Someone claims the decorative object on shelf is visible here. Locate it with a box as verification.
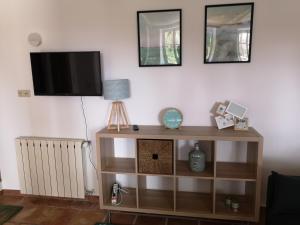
[225,197,232,208]
[111,183,129,206]
[137,139,173,175]
[189,142,206,172]
[103,79,130,132]
[111,183,119,205]
[28,32,42,47]
[215,114,234,129]
[231,201,240,212]
[213,101,249,130]
[216,104,227,115]
[226,101,248,119]
[137,9,182,67]
[132,124,139,131]
[204,3,254,63]
[234,118,249,131]
[224,113,234,122]
[162,108,183,129]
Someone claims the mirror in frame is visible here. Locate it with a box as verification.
[137,9,182,67]
[204,3,254,64]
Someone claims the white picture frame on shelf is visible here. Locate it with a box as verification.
[216,104,227,115]
[225,101,248,119]
[234,118,249,131]
[215,115,234,129]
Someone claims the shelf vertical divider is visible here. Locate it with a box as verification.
[247,141,259,218]
[97,136,114,208]
[135,138,139,209]
[256,139,263,221]
[212,140,216,214]
[173,139,177,212]
[96,135,103,209]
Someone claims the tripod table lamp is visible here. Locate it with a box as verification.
[103,79,130,132]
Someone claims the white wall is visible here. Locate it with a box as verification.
[1,0,300,204]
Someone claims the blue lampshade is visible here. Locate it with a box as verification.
[103,79,130,100]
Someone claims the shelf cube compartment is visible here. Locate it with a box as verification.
[215,180,256,218]
[176,140,214,178]
[101,173,137,208]
[176,177,213,214]
[216,141,258,181]
[100,138,136,173]
[138,175,174,211]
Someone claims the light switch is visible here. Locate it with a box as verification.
[18,90,31,97]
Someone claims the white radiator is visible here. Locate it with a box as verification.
[15,137,85,199]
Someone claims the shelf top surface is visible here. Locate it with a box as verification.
[96,125,263,141]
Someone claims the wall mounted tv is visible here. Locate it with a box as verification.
[30,51,102,96]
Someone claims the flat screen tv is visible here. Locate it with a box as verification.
[30,51,102,96]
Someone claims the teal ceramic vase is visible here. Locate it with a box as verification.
[189,143,206,172]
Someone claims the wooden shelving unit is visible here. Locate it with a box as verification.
[96,125,263,222]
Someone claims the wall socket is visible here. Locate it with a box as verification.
[18,90,31,97]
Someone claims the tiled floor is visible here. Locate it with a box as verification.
[0,194,264,225]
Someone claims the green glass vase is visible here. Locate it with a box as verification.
[189,143,206,172]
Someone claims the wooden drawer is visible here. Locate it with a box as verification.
[137,139,173,175]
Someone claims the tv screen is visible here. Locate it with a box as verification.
[30,51,102,96]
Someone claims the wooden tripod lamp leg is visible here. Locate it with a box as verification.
[119,102,129,128]
[107,103,114,129]
[116,102,120,132]
[107,101,130,131]
[108,102,117,130]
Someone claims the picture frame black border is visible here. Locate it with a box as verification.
[137,9,182,67]
[204,2,254,64]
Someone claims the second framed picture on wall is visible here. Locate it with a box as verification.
[137,9,182,67]
[204,3,254,64]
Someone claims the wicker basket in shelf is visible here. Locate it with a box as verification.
[137,139,173,175]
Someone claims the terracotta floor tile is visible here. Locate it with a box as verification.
[135,215,166,225]
[5,223,39,225]
[21,197,100,211]
[69,200,100,211]
[24,197,73,208]
[14,224,39,225]
[19,224,40,225]
[10,206,77,225]
[46,208,79,225]
[0,196,24,206]
[110,212,136,225]
[8,223,39,225]
[67,210,106,225]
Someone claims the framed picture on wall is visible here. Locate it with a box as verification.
[137,9,182,67]
[204,3,254,64]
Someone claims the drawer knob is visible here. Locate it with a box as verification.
[152,154,159,160]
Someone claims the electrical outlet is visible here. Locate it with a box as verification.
[18,90,31,97]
